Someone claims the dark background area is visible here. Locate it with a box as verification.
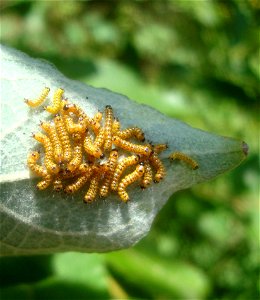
[0,1,259,299]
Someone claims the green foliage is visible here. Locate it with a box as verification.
[106,249,210,299]
[0,254,109,300]
[0,1,258,299]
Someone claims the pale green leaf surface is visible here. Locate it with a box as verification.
[0,45,247,256]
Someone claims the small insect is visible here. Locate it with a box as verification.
[37,174,52,190]
[63,103,81,116]
[54,114,72,162]
[93,127,105,150]
[33,132,60,174]
[153,144,168,154]
[27,151,48,177]
[111,154,140,191]
[62,115,85,140]
[67,140,83,172]
[63,103,91,124]
[100,149,118,197]
[62,114,73,131]
[117,127,145,142]
[84,131,104,159]
[78,163,93,174]
[169,152,199,170]
[40,121,63,164]
[24,87,50,108]
[93,111,102,123]
[60,98,69,109]
[53,177,63,192]
[90,111,102,134]
[84,173,100,203]
[112,118,121,134]
[112,136,152,156]
[63,103,99,134]
[117,163,145,202]
[78,116,89,133]
[64,173,92,194]
[149,152,166,183]
[140,162,153,189]
[63,114,82,134]
[103,105,114,151]
[45,88,64,114]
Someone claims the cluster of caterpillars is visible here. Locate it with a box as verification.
[25,87,198,203]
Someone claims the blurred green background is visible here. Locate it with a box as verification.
[0,1,259,299]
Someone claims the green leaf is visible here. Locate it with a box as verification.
[0,44,248,256]
[106,249,210,299]
[0,253,109,300]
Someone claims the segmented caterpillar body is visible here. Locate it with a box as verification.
[112,136,152,156]
[93,111,102,123]
[37,174,52,190]
[84,173,100,203]
[111,154,140,191]
[40,121,63,164]
[118,163,145,202]
[90,111,102,134]
[100,149,118,197]
[53,177,63,192]
[27,151,48,177]
[64,173,91,194]
[45,88,64,114]
[149,152,166,183]
[93,127,105,150]
[33,132,60,174]
[117,127,145,142]
[153,144,168,154]
[54,114,72,162]
[67,140,83,172]
[24,87,50,108]
[140,162,153,189]
[112,118,120,134]
[63,114,83,134]
[169,152,199,170]
[63,103,92,132]
[84,131,104,159]
[104,105,114,151]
